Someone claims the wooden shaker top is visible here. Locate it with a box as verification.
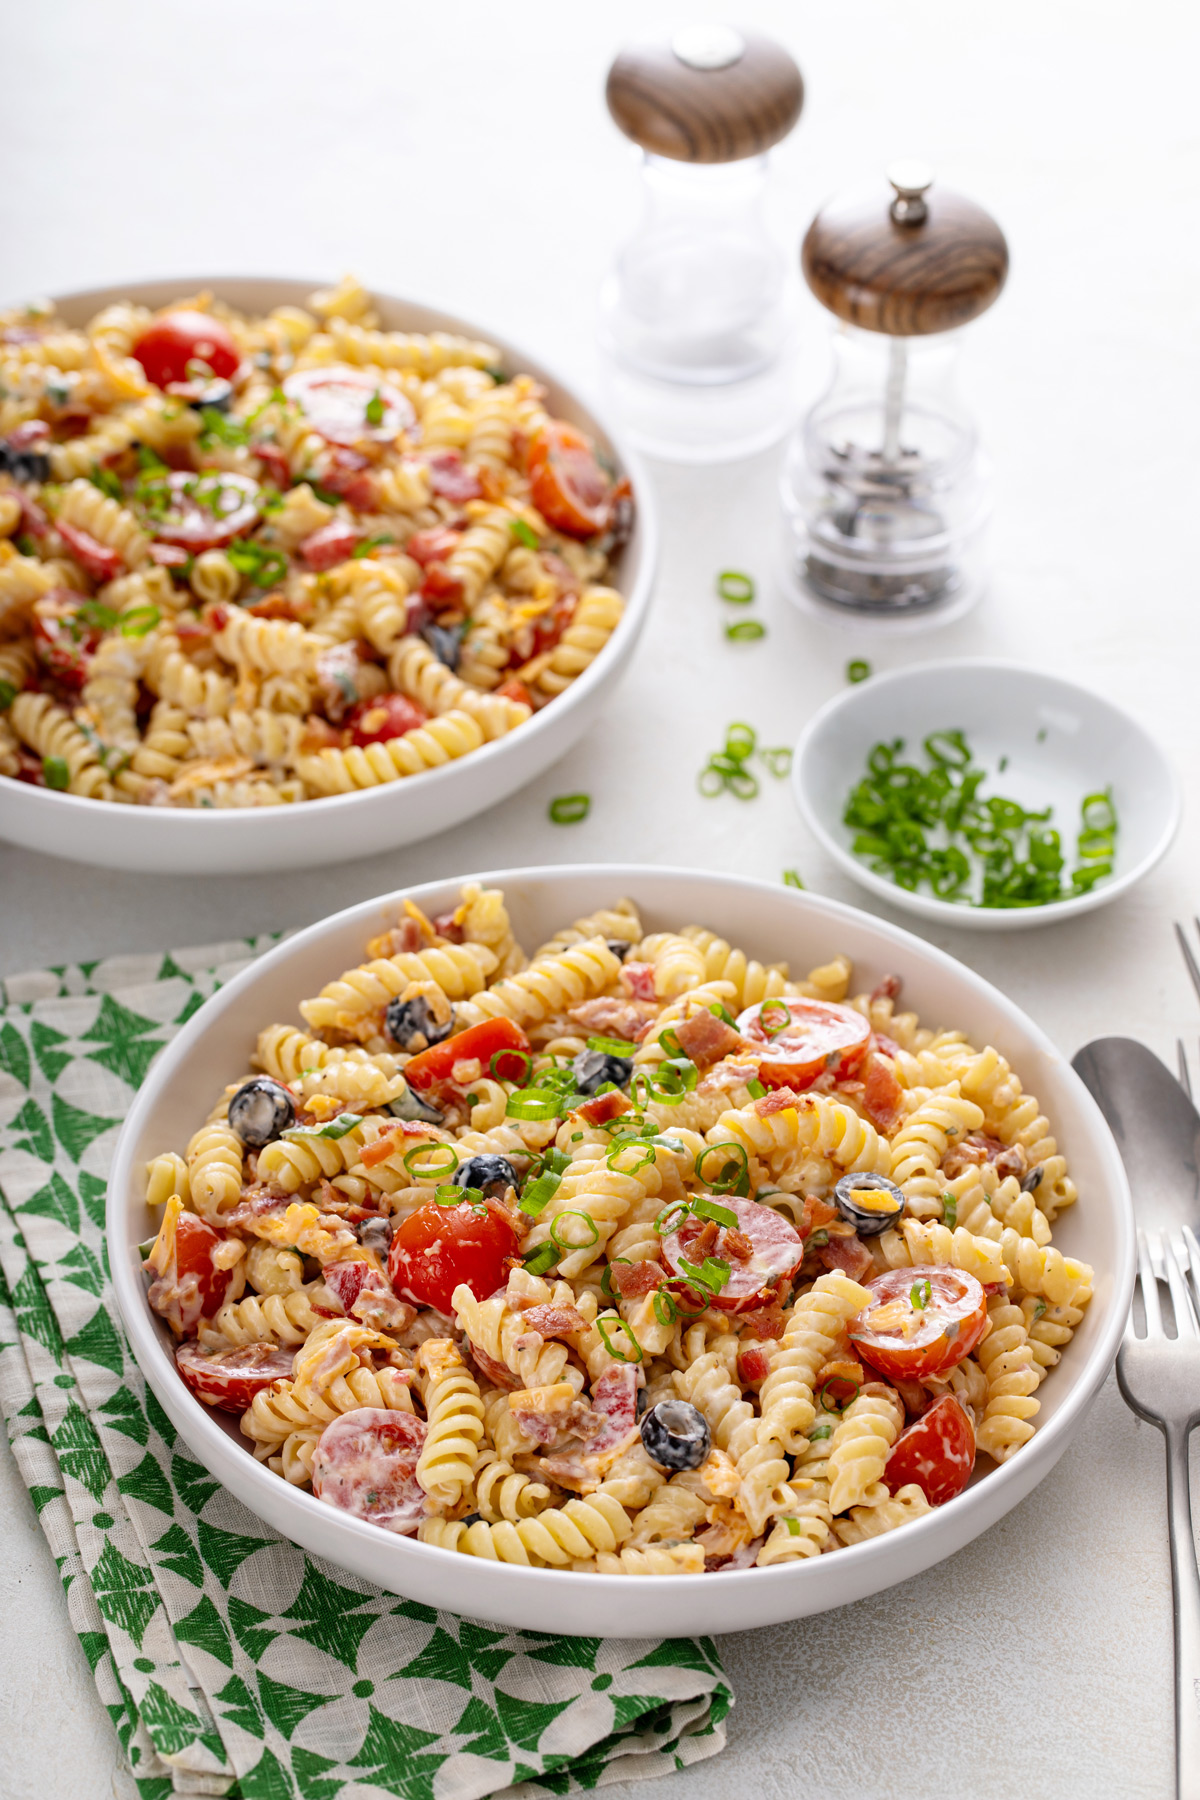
[606,26,803,164]
[802,165,1009,336]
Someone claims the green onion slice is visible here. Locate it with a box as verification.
[491,1048,533,1086]
[595,1313,643,1363]
[284,1112,363,1142]
[758,999,791,1039]
[519,1169,563,1218]
[677,1254,731,1295]
[847,659,871,684]
[652,1289,677,1326]
[401,1141,458,1179]
[716,571,755,604]
[0,680,16,711]
[549,793,590,825]
[692,1197,737,1230]
[725,620,765,642]
[510,517,539,549]
[910,1278,932,1310]
[523,1242,558,1277]
[549,1210,600,1250]
[942,1193,958,1228]
[586,1035,637,1056]
[694,1142,750,1196]
[506,1089,563,1121]
[42,756,70,791]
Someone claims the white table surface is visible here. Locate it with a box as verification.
[2,2,1197,1795]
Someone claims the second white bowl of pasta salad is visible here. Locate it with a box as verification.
[0,276,654,871]
[108,866,1133,1637]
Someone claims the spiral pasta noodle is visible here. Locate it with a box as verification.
[142,883,1093,1573]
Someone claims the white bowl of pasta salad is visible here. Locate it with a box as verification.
[108,866,1133,1637]
[0,277,654,871]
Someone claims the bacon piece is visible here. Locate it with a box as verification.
[508,1381,579,1445]
[610,1260,663,1298]
[576,1090,630,1127]
[722,1228,754,1263]
[620,961,656,1002]
[425,450,482,502]
[367,917,426,958]
[567,995,658,1039]
[431,910,466,943]
[466,1341,519,1391]
[873,1032,902,1059]
[56,519,123,582]
[870,974,903,1004]
[799,1196,838,1239]
[689,1218,720,1259]
[698,1059,760,1094]
[673,1010,745,1068]
[520,1302,585,1341]
[738,1298,786,1341]
[941,1131,1026,1181]
[360,1120,439,1169]
[321,1259,415,1332]
[861,1051,904,1135]
[220,1184,293,1231]
[753,1086,805,1118]
[737,1343,772,1386]
[818,1232,875,1281]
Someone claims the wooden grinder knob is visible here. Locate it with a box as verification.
[802,163,1009,336]
[606,26,803,164]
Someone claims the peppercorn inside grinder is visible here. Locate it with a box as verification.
[599,25,804,462]
[781,165,1009,622]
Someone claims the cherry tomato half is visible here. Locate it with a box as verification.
[173,1212,234,1317]
[403,1017,531,1090]
[885,1393,976,1505]
[347,693,429,747]
[283,366,415,447]
[736,997,871,1092]
[388,1198,521,1315]
[659,1196,805,1314]
[848,1265,988,1382]
[311,1408,428,1533]
[176,1341,295,1414]
[132,311,239,388]
[142,470,261,552]
[526,423,613,538]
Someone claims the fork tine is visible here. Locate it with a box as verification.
[1162,1233,1199,1337]
[1138,1230,1164,1335]
[1175,921,1200,1009]
[1178,1039,1192,1098]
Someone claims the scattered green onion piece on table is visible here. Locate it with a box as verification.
[725,619,766,642]
[549,793,590,825]
[782,869,804,889]
[717,571,755,604]
[847,659,871,684]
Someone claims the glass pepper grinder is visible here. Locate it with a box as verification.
[599,24,804,462]
[781,163,1009,622]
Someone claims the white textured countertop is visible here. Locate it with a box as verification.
[2,2,1197,1795]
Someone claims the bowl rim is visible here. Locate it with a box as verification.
[107,862,1136,1603]
[791,655,1182,927]
[0,273,658,828]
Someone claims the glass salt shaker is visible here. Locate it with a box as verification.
[599,24,804,462]
[781,163,1009,622]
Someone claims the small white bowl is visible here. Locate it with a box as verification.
[108,864,1133,1637]
[792,659,1180,931]
[0,278,656,875]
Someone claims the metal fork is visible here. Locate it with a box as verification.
[1117,1229,1200,1796]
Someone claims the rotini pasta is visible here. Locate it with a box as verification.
[0,281,630,811]
[142,886,1093,1574]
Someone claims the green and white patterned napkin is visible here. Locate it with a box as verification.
[0,939,731,1800]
